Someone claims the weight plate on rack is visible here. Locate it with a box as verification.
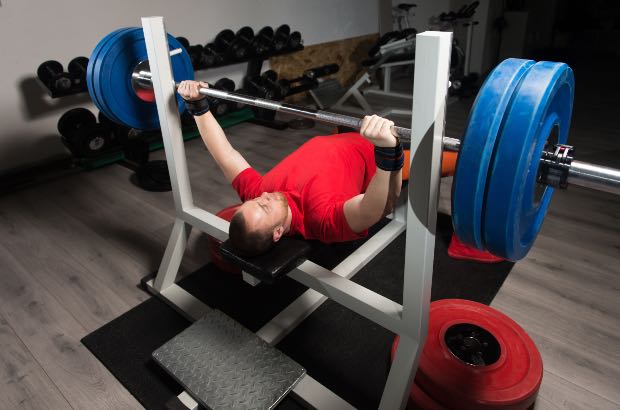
[451,58,534,250]
[483,61,574,260]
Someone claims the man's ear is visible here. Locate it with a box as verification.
[273,225,285,242]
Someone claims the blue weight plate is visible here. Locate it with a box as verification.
[483,61,574,260]
[451,58,535,249]
[87,28,133,123]
[93,28,143,124]
[95,29,194,129]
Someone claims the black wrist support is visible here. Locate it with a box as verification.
[374,140,404,172]
[184,97,210,116]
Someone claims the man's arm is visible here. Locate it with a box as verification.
[178,81,250,183]
[343,116,402,232]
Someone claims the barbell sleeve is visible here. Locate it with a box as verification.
[567,160,620,196]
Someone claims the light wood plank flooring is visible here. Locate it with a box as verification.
[0,61,618,409]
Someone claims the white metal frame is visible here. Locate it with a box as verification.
[141,16,451,410]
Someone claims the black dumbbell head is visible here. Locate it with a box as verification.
[261,70,278,83]
[176,36,191,50]
[37,60,63,83]
[236,26,254,42]
[214,78,236,92]
[188,45,205,67]
[214,29,236,49]
[78,123,111,157]
[58,107,97,139]
[273,24,291,51]
[68,57,89,77]
[287,31,302,49]
[203,43,225,66]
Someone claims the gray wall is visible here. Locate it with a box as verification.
[0,0,378,174]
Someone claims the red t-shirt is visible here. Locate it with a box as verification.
[232,132,376,243]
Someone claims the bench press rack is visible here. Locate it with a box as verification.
[141,16,452,410]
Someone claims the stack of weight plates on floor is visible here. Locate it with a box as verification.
[391,300,543,410]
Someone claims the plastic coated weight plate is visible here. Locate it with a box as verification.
[483,62,574,260]
[87,27,133,124]
[93,28,194,130]
[451,59,534,250]
[416,299,542,410]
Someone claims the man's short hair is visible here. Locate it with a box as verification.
[229,211,274,256]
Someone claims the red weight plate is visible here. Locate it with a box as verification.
[417,299,542,410]
[391,336,448,410]
[207,204,242,274]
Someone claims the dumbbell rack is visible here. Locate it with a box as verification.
[241,44,305,130]
[143,15,453,410]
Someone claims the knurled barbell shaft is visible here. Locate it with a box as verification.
[132,71,620,195]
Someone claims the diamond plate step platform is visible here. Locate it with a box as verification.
[153,310,306,410]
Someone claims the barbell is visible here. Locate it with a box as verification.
[86,27,620,261]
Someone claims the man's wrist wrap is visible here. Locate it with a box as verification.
[184,97,210,116]
[374,140,404,172]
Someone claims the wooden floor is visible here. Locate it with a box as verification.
[0,62,619,409]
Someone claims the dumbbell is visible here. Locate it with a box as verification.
[68,56,89,88]
[251,26,274,56]
[215,28,252,61]
[176,36,191,50]
[58,108,112,157]
[277,63,340,96]
[260,70,287,99]
[273,25,290,52]
[230,87,254,111]
[235,26,255,57]
[187,44,205,68]
[37,60,72,92]
[287,31,302,50]
[210,78,236,117]
[245,75,276,100]
[203,42,225,67]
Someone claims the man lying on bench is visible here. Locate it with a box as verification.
[179,80,403,257]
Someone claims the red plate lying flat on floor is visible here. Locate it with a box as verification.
[415,299,542,410]
[390,339,448,410]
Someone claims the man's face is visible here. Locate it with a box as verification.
[237,192,288,237]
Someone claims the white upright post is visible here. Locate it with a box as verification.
[378,31,452,410]
[142,17,195,291]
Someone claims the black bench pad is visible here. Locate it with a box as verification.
[220,237,312,284]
